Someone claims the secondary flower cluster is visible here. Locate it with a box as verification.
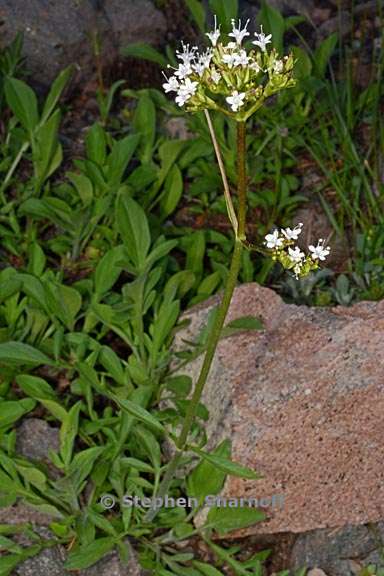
[162,17,296,120]
[264,224,331,278]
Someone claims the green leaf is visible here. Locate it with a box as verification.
[94,246,124,296]
[209,0,238,32]
[64,537,116,570]
[222,315,263,338]
[116,195,151,271]
[16,374,57,401]
[40,65,73,124]
[160,165,183,219]
[207,505,265,535]
[45,282,82,330]
[291,45,312,79]
[0,342,54,366]
[0,276,22,303]
[120,43,168,67]
[133,93,156,164]
[86,122,107,165]
[191,447,261,480]
[68,172,94,206]
[67,447,105,491]
[313,33,338,77]
[106,134,139,187]
[157,140,185,188]
[258,0,285,54]
[4,77,39,133]
[60,401,82,468]
[0,398,36,429]
[16,464,47,489]
[185,0,206,33]
[192,561,225,576]
[197,271,221,297]
[34,108,62,184]
[165,375,192,397]
[145,238,178,271]
[120,457,154,473]
[133,425,161,470]
[27,242,46,276]
[151,300,180,353]
[99,346,126,385]
[40,400,67,422]
[113,397,165,434]
[187,440,231,501]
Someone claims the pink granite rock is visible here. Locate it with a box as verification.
[174,283,384,535]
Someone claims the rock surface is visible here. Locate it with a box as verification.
[16,417,60,462]
[14,540,144,576]
[174,283,384,535]
[0,0,166,88]
[291,523,384,575]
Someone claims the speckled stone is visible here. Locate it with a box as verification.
[291,523,384,575]
[16,418,60,462]
[307,570,329,576]
[174,283,384,535]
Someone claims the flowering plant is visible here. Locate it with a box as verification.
[265,223,331,278]
[147,16,330,522]
[163,18,295,121]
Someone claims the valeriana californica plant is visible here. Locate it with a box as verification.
[146,16,330,522]
[162,17,295,121]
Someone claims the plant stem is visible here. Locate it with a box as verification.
[145,121,247,523]
[204,110,238,236]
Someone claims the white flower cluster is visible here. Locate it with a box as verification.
[162,16,295,120]
[265,223,331,278]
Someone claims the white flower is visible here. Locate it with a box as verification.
[210,68,221,84]
[193,49,213,76]
[175,78,198,107]
[174,62,193,79]
[234,49,250,67]
[282,223,303,241]
[176,42,198,64]
[249,60,262,73]
[162,74,179,93]
[222,52,238,68]
[206,15,221,47]
[265,229,284,249]
[229,18,250,45]
[288,246,305,263]
[308,239,331,261]
[226,90,246,112]
[293,263,303,278]
[253,25,272,52]
[273,59,284,73]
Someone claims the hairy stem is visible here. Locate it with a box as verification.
[145,121,247,523]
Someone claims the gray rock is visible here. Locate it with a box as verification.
[16,417,59,462]
[0,502,58,526]
[14,538,145,576]
[0,0,166,88]
[291,523,384,576]
[15,545,67,576]
[81,543,145,576]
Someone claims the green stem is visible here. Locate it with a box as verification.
[0,141,30,202]
[144,121,247,523]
